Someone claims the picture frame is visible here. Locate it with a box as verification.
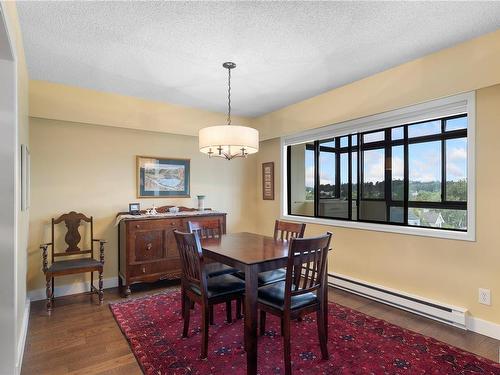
[262,162,274,200]
[21,144,30,211]
[129,203,141,215]
[136,156,190,198]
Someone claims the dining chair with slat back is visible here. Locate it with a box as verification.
[188,219,239,278]
[258,232,332,375]
[174,230,245,359]
[273,220,306,241]
[187,219,242,322]
[235,220,307,288]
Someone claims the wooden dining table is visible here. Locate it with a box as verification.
[201,232,302,375]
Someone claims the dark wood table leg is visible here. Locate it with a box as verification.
[244,265,258,375]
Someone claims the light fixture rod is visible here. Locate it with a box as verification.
[222,62,236,126]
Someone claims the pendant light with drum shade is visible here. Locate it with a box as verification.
[199,62,259,160]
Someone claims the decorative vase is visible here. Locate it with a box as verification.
[197,195,206,211]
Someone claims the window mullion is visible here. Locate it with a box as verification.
[348,136,352,220]
[314,140,320,218]
[403,126,409,225]
[441,119,446,202]
[385,129,392,222]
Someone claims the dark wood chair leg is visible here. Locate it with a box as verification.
[181,286,186,316]
[201,304,210,359]
[51,277,55,302]
[226,300,232,323]
[317,309,329,360]
[98,270,104,304]
[236,298,242,319]
[280,316,284,336]
[209,305,214,325]
[283,314,292,375]
[90,271,94,293]
[259,310,266,335]
[46,276,53,314]
[182,295,191,338]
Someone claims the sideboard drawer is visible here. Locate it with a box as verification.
[128,219,181,231]
[129,259,182,278]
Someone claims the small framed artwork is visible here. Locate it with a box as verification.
[262,162,274,200]
[129,203,141,215]
[136,156,190,198]
[21,144,30,211]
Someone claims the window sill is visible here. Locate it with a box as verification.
[280,214,475,242]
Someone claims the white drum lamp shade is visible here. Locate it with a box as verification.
[199,125,259,159]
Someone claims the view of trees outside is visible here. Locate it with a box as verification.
[300,116,467,231]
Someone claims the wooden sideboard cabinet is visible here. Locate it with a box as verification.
[118,207,226,297]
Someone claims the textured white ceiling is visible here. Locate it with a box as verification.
[17,1,500,117]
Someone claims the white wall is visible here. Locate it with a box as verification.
[0,8,17,374]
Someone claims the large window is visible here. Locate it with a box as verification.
[283,92,474,240]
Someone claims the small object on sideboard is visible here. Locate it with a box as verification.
[197,195,206,211]
[150,204,158,215]
[117,206,227,297]
[129,203,141,215]
[169,206,180,213]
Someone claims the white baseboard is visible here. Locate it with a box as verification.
[15,299,30,374]
[28,277,118,302]
[466,315,500,342]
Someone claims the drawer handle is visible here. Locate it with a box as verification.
[136,224,140,229]
[142,266,146,273]
[146,243,152,250]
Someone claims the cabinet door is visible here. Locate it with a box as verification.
[165,224,181,259]
[133,229,164,262]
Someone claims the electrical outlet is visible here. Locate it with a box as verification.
[479,288,491,305]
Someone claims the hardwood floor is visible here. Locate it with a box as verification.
[22,281,500,374]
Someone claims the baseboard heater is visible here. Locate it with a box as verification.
[329,273,467,330]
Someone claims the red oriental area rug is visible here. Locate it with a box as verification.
[110,291,500,374]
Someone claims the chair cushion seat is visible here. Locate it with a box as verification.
[205,262,238,278]
[190,274,245,299]
[47,258,103,274]
[235,268,287,286]
[258,281,318,311]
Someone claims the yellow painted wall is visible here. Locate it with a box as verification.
[253,29,500,140]
[24,20,500,330]
[252,85,500,325]
[2,0,30,356]
[27,118,257,294]
[30,80,252,137]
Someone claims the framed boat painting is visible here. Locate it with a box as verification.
[136,156,190,198]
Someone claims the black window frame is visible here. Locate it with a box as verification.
[287,113,468,232]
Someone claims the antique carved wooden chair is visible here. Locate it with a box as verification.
[235,220,307,286]
[40,211,106,313]
[174,230,245,359]
[258,232,332,375]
